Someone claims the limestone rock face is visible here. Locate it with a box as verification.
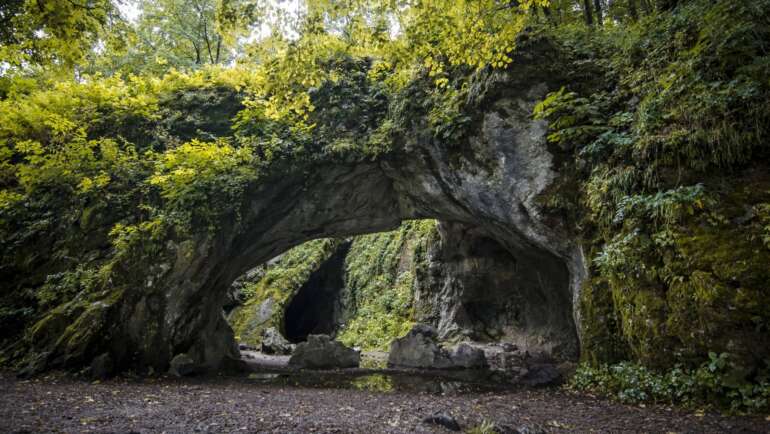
[260,327,294,355]
[288,335,360,369]
[413,222,579,360]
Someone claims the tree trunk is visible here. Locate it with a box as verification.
[202,20,215,64]
[594,0,604,25]
[582,0,594,26]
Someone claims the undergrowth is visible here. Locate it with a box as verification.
[570,354,770,413]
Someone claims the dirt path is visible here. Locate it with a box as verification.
[1,371,768,434]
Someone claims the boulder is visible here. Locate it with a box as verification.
[387,324,452,369]
[520,363,562,387]
[448,343,487,369]
[90,353,114,380]
[288,335,360,369]
[169,353,197,377]
[388,324,488,369]
[261,327,295,355]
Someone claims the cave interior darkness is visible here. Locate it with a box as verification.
[282,242,351,343]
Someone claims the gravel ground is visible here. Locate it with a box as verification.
[1,371,768,434]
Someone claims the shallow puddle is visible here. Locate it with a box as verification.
[244,369,517,394]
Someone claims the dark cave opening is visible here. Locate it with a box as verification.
[282,242,351,343]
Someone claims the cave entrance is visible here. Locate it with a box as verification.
[282,241,351,343]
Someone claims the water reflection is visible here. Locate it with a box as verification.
[351,374,393,392]
[244,369,517,395]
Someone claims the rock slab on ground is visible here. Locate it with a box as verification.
[388,324,452,369]
[448,343,487,369]
[261,327,295,355]
[388,324,487,369]
[288,334,360,369]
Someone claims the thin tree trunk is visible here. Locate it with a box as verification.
[215,36,222,64]
[205,34,214,63]
[594,0,604,25]
[202,18,215,64]
[582,0,595,26]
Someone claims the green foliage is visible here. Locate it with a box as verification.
[399,0,547,80]
[0,0,114,69]
[466,420,499,434]
[570,355,770,412]
[148,139,258,229]
[87,0,263,76]
[532,0,770,373]
[338,220,437,351]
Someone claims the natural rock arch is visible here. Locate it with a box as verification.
[29,67,586,375]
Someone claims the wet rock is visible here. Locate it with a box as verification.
[261,327,295,355]
[90,353,114,380]
[448,343,487,368]
[422,412,461,431]
[169,353,197,377]
[520,363,562,387]
[387,324,452,369]
[288,335,360,369]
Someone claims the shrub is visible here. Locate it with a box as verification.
[570,354,770,413]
